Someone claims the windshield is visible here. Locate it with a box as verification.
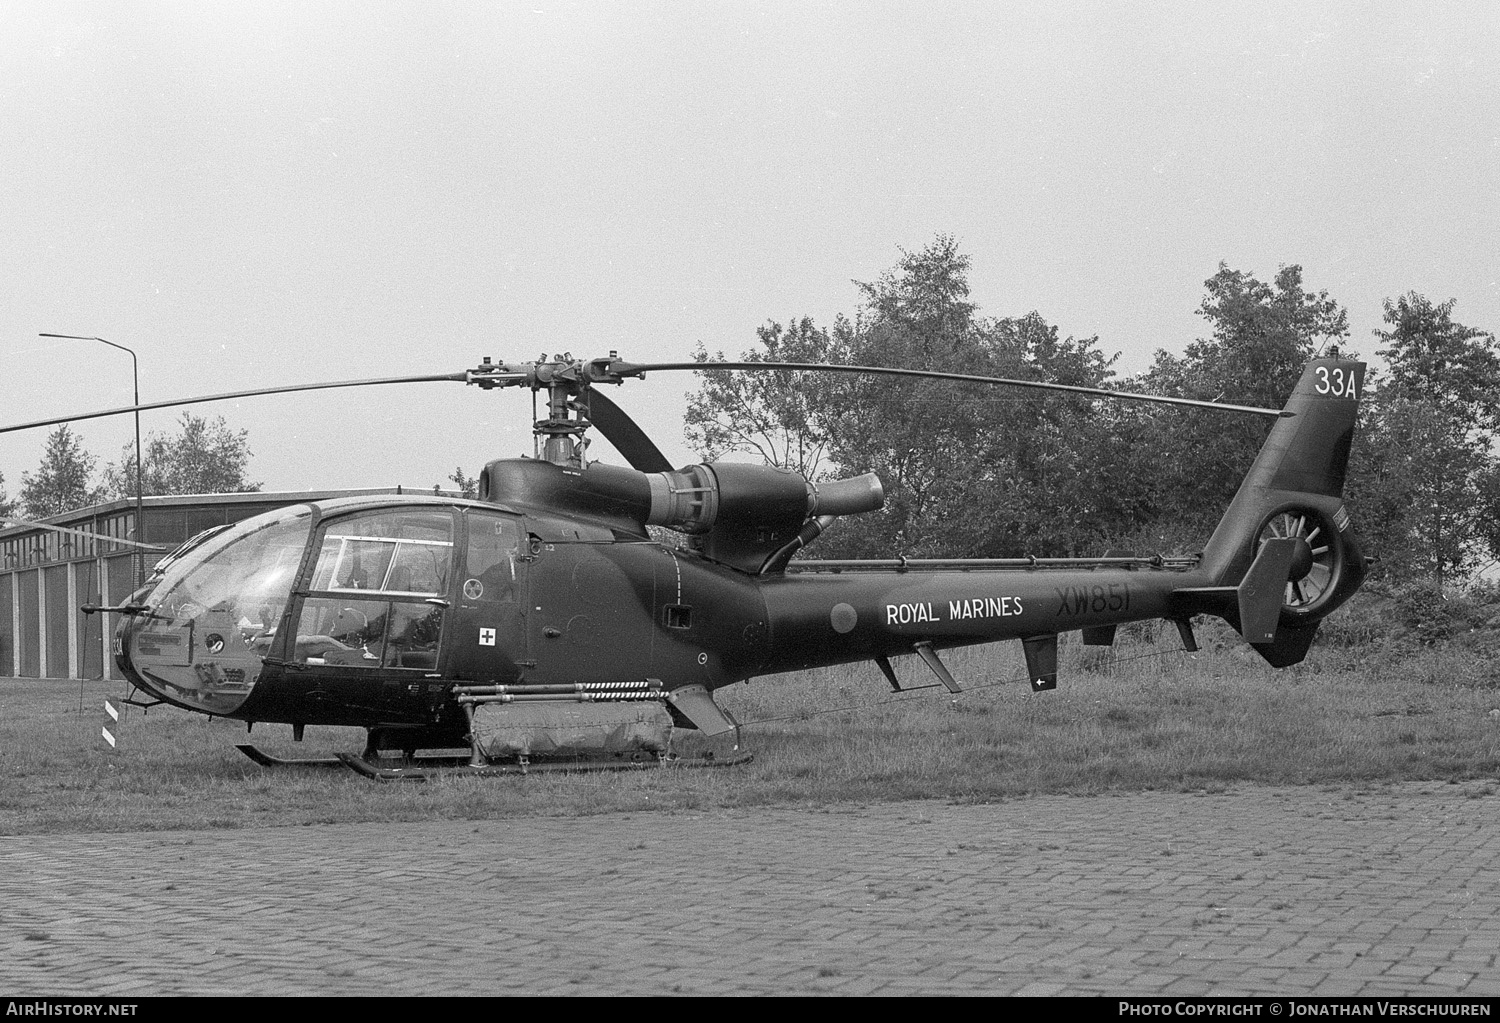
[123,506,313,714]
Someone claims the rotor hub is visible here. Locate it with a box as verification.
[1286,537,1315,582]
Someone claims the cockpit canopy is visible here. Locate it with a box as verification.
[119,498,521,716]
[125,504,315,713]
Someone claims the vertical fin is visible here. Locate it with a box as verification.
[1201,357,1365,587]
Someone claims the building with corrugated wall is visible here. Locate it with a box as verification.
[0,489,404,680]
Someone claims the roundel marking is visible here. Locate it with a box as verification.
[463,578,484,600]
[831,602,858,634]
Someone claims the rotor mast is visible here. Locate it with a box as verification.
[529,356,588,466]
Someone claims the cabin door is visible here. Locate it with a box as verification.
[451,509,530,684]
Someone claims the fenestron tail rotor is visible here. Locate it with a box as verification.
[1257,508,1342,615]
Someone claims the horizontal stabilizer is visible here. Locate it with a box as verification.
[1172,537,1300,646]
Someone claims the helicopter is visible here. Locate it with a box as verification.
[1,350,1369,776]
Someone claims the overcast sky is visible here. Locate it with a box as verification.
[3,1,1497,497]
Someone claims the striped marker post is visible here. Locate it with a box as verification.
[102,698,119,749]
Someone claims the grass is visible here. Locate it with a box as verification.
[2,625,1498,835]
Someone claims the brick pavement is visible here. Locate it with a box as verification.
[0,782,1496,996]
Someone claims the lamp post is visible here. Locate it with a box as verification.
[39,333,145,587]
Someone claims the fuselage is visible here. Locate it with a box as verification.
[105,354,1373,748]
[115,493,1208,739]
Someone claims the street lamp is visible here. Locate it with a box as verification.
[39,333,145,586]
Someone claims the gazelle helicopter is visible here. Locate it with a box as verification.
[2,349,1369,777]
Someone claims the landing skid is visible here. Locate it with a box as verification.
[234,744,471,771]
[336,748,755,782]
[235,744,345,768]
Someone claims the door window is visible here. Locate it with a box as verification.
[293,596,444,669]
[309,509,452,595]
[463,512,523,603]
[293,508,454,669]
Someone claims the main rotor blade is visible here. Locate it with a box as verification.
[0,372,470,437]
[0,517,170,552]
[584,389,674,473]
[625,360,1286,418]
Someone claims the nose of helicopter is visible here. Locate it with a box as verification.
[111,504,314,717]
[115,603,262,716]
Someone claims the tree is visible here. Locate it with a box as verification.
[102,413,261,497]
[684,236,1123,558]
[447,467,479,499]
[0,471,14,518]
[816,237,998,555]
[685,317,838,479]
[20,425,103,518]
[951,310,1125,557]
[820,239,1126,557]
[1346,294,1500,584]
[1187,263,1348,406]
[1122,263,1350,540]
